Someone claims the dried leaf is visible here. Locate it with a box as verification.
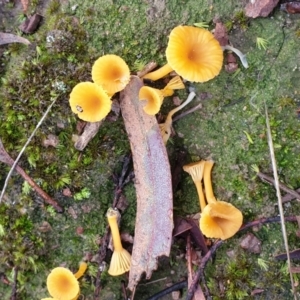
[120,76,173,290]
[245,0,280,18]
[240,233,262,254]
[0,32,31,45]
[275,249,300,260]
[21,0,29,13]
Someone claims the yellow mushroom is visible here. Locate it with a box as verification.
[199,201,243,240]
[45,262,87,300]
[203,160,217,203]
[69,82,112,122]
[159,91,196,144]
[91,54,130,96]
[139,76,185,115]
[46,267,79,300]
[143,26,223,82]
[183,160,206,211]
[106,208,131,276]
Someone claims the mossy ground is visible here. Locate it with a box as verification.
[1,0,300,299]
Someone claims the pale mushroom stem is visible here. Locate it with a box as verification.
[203,161,217,203]
[194,180,206,212]
[107,210,123,252]
[142,63,173,81]
[74,262,87,279]
[160,92,196,144]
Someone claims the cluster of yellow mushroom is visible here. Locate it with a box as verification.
[183,160,243,240]
[69,25,224,127]
[69,54,130,122]
[41,262,87,300]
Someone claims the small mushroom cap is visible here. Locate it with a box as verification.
[108,248,131,276]
[200,201,243,240]
[47,267,79,299]
[69,82,112,122]
[92,54,130,95]
[183,161,206,182]
[139,86,164,115]
[166,26,223,82]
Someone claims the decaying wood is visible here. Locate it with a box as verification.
[74,121,103,151]
[120,76,173,290]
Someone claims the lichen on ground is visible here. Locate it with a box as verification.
[1,0,300,299]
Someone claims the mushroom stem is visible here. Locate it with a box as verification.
[107,209,123,252]
[106,208,131,276]
[222,45,248,69]
[159,92,196,144]
[161,76,185,97]
[74,262,87,279]
[167,91,196,119]
[203,161,217,203]
[194,181,206,212]
[142,63,173,81]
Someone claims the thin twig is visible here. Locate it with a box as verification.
[10,266,18,300]
[172,103,202,123]
[264,103,296,299]
[0,139,63,212]
[186,215,298,300]
[0,97,58,205]
[256,171,300,203]
[147,280,188,300]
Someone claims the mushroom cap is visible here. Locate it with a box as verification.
[139,86,164,115]
[69,82,112,122]
[200,201,243,240]
[183,161,206,182]
[92,54,130,95]
[166,26,223,82]
[47,267,79,300]
[108,248,131,276]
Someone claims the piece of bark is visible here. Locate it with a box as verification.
[281,2,300,14]
[19,14,43,34]
[240,233,262,254]
[74,121,103,151]
[119,76,173,290]
[245,0,280,18]
[0,32,30,45]
[213,21,228,46]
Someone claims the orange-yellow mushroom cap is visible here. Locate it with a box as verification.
[46,267,79,300]
[69,82,112,122]
[139,86,164,115]
[166,26,223,82]
[200,201,243,240]
[92,54,130,95]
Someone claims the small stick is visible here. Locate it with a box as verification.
[0,97,58,204]
[172,103,202,123]
[137,61,158,78]
[0,139,63,212]
[185,215,298,300]
[256,171,300,202]
[147,280,188,300]
[74,121,103,151]
[10,266,18,300]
